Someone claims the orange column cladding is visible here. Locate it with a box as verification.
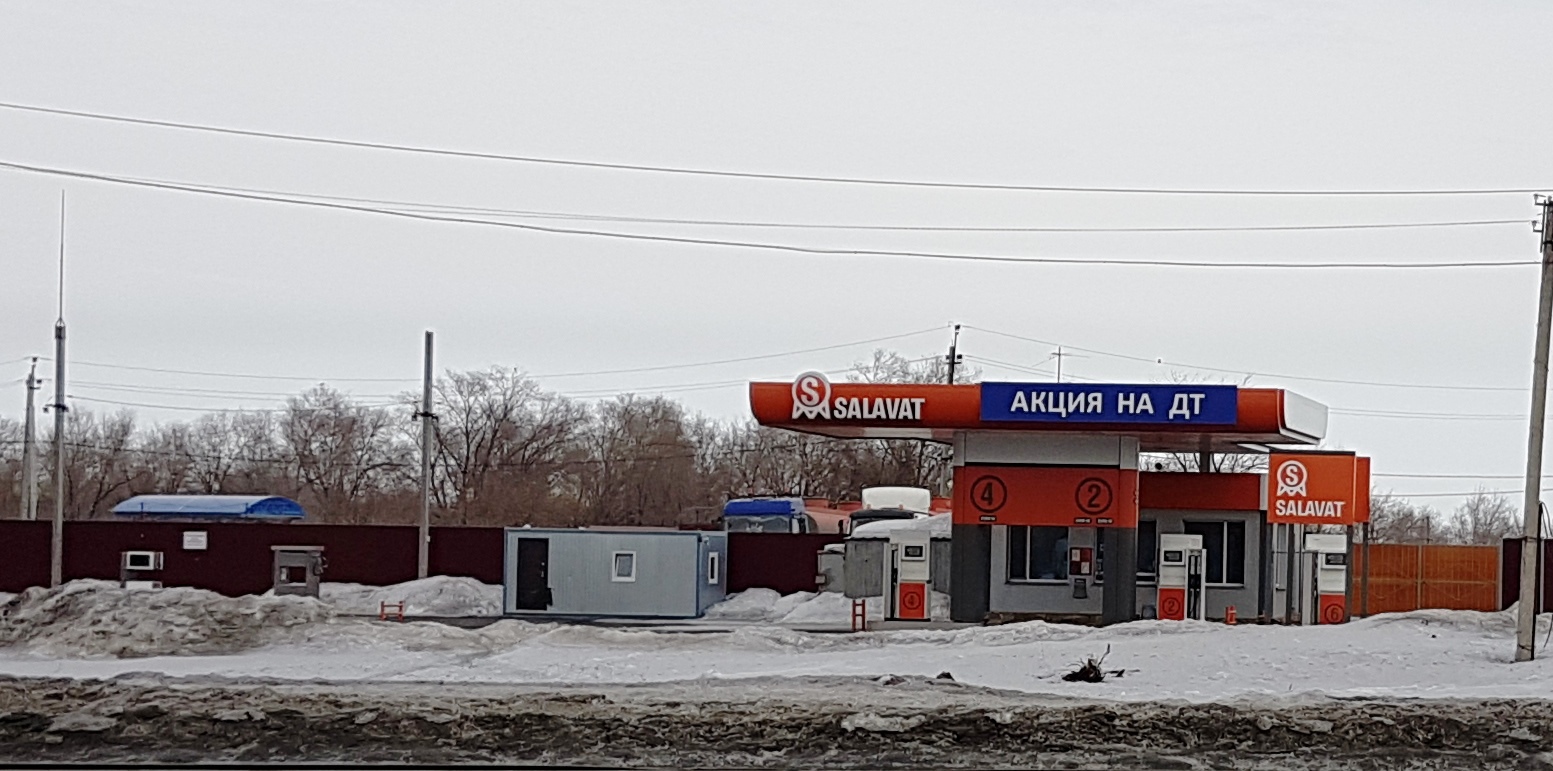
[952,465,1140,528]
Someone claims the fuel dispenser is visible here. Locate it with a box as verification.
[886,531,931,621]
[1302,533,1349,625]
[1157,534,1206,621]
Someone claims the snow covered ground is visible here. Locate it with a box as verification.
[5,581,1553,704]
[309,576,503,617]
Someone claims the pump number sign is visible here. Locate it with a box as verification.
[952,465,1139,528]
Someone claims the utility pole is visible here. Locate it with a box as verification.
[416,330,435,580]
[50,191,67,588]
[21,358,39,520]
[1517,195,1553,662]
[945,324,962,384]
[1054,345,1066,383]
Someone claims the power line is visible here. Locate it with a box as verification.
[1375,472,1553,479]
[2,100,1548,196]
[966,325,1529,392]
[0,159,1538,270]
[1331,409,1525,421]
[83,177,1540,233]
[72,380,405,399]
[68,395,404,413]
[530,327,942,378]
[31,327,940,386]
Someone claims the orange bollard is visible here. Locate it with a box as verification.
[1225,606,1237,625]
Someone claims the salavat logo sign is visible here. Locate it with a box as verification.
[788,371,927,422]
[1267,452,1361,524]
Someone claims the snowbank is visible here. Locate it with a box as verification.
[703,590,952,624]
[0,580,331,659]
[313,577,503,617]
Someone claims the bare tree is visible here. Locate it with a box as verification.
[1367,492,1444,543]
[1442,488,1518,544]
[281,386,413,523]
[578,395,705,526]
[431,367,587,525]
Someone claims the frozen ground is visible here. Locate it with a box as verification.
[3,581,1553,704]
[5,582,1553,767]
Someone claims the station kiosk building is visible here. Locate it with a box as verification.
[751,374,1370,625]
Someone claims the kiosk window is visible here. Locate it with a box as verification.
[1137,519,1158,579]
[1008,526,1068,581]
[1183,520,1246,585]
[1095,520,1157,583]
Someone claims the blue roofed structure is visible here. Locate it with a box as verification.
[112,495,305,520]
[722,497,804,516]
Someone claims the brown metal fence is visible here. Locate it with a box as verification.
[1353,543,1500,615]
[0,521,832,597]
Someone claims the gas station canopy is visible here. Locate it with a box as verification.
[750,377,1327,453]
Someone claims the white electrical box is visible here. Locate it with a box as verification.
[122,551,164,571]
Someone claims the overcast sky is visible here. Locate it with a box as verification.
[2,1,1551,510]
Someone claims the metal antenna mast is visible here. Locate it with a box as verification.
[50,190,68,587]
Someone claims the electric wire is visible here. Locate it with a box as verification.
[26,327,940,385]
[2,100,1547,196]
[965,325,1530,392]
[84,176,1539,233]
[0,160,1537,270]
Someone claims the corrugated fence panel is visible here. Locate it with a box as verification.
[1354,543,1499,614]
[727,533,844,594]
[0,521,51,592]
[1500,539,1553,612]
[0,521,504,596]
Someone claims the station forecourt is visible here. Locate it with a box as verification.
[750,373,1371,626]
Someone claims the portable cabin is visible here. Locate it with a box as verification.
[503,528,727,618]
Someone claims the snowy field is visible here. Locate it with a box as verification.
[2,579,1552,704]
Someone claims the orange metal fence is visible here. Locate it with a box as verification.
[1351,543,1500,615]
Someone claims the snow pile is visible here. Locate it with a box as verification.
[704,590,952,624]
[703,589,817,622]
[0,580,332,659]
[314,577,503,617]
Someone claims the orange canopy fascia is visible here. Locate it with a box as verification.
[750,382,1325,452]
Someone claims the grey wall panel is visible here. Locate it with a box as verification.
[844,540,885,598]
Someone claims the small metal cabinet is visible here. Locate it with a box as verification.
[271,545,326,598]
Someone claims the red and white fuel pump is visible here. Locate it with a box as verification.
[1302,533,1349,625]
[1157,533,1206,621]
[887,531,931,621]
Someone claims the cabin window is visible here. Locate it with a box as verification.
[707,551,721,584]
[1007,526,1068,582]
[611,551,637,582]
[1183,520,1247,586]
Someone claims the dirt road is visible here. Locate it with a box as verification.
[1,674,1550,768]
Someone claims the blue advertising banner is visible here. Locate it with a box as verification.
[979,383,1239,425]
